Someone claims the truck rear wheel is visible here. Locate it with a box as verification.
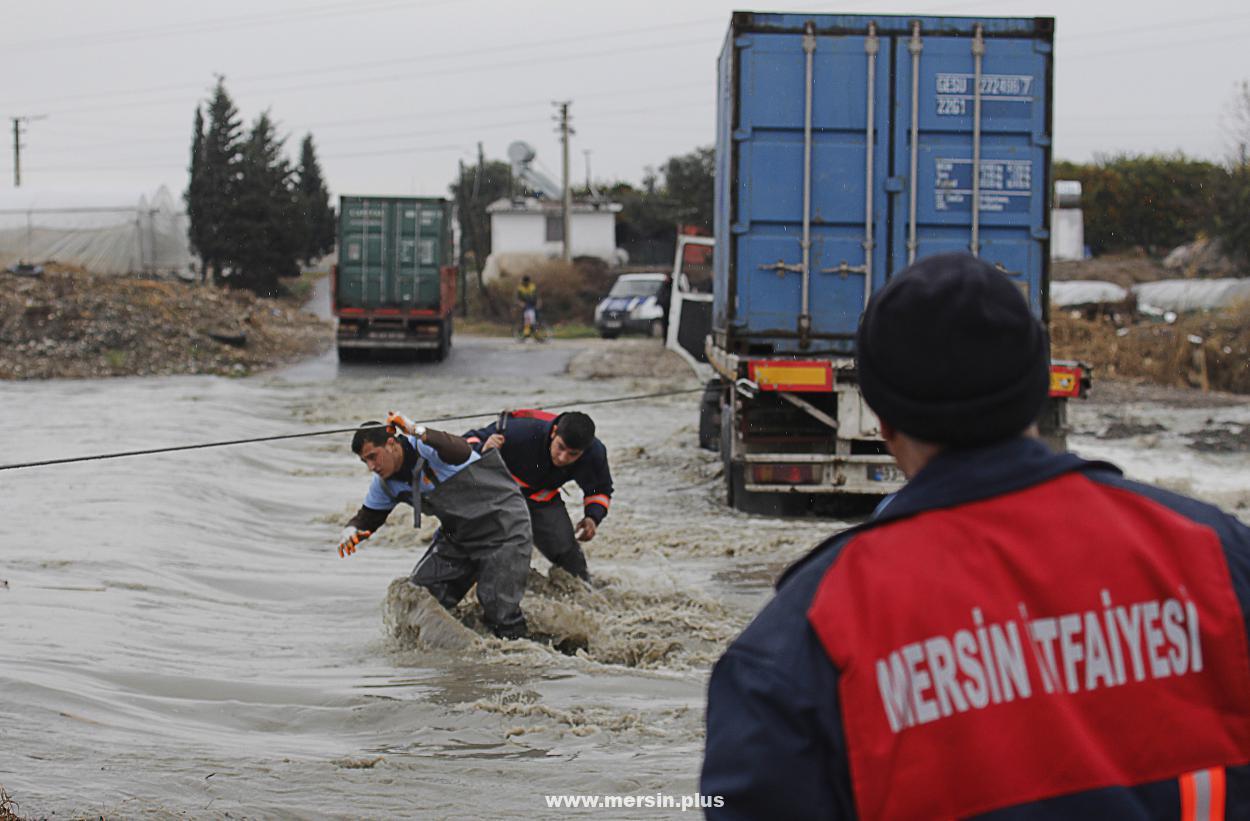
[435,320,451,362]
[720,396,804,516]
[727,461,798,516]
[698,379,723,452]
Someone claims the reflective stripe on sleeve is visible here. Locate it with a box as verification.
[1180,767,1226,821]
[528,488,559,502]
[584,494,611,510]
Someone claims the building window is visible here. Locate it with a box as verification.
[545,213,564,243]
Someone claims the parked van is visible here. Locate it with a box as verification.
[593,272,669,338]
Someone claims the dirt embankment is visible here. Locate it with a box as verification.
[0,266,332,379]
[1052,308,1250,394]
[1051,252,1171,288]
[1050,253,1250,394]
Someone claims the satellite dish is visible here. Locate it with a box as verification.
[506,140,561,199]
[507,141,536,165]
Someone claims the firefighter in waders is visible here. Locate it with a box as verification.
[702,253,1250,819]
[338,414,533,639]
[463,410,611,583]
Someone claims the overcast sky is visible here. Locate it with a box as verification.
[3,0,1247,201]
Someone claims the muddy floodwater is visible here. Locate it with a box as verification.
[2,326,1248,818]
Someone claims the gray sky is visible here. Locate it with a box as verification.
[3,0,1247,200]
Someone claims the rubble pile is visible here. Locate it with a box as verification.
[0,265,331,379]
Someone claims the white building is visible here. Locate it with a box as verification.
[487,197,623,262]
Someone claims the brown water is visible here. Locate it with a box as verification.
[4,322,1245,818]
[0,334,843,819]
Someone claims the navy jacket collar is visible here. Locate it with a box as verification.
[874,436,1114,524]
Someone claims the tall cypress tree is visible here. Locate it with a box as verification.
[233,111,299,297]
[296,134,335,264]
[199,78,244,283]
[184,106,209,282]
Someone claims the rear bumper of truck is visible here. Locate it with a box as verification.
[336,336,442,350]
[335,315,448,349]
[707,342,1092,502]
[740,452,904,495]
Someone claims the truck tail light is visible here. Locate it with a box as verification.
[747,360,834,392]
[751,464,820,484]
[1048,361,1089,398]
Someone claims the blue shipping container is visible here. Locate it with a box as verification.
[714,12,1054,355]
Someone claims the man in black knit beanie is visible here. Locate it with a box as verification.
[703,252,1250,820]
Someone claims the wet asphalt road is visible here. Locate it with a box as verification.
[281,275,576,383]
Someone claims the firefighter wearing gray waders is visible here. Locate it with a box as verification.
[338,413,533,639]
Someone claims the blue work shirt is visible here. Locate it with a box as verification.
[362,434,479,511]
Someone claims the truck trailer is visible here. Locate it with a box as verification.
[333,195,456,362]
[707,12,1085,513]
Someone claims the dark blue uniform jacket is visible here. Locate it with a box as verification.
[702,436,1250,820]
[463,410,613,524]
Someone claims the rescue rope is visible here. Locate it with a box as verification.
[0,387,704,472]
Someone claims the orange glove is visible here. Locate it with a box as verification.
[386,411,416,436]
[338,526,371,558]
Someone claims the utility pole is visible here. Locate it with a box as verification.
[583,149,592,193]
[457,158,470,317]
[554,101,573,262]
[11,114,48,187]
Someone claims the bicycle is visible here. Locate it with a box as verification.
[513,305,552,343]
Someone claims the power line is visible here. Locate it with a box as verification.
[0,388,703,473]
[1062,10,1250,41]
[22,99,719,171]
[5,6,1241,113]
[1064,27,1250,60]
[16,79,712,152]
[29,37,709,120]
[0,0,444,54]
[0,19,721,113]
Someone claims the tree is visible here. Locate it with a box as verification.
[662,145,715,232]
[611,181,676,265]
[450,158,512,270]
[1213,164,1250,264]
[1223,79,1250,167]
[1053,155,1221,255]
[449,158,512,313]
[184,106,209,282]
[231,111,300,297]
[296,134,335,264]
[192,77,245,283]
[1215,80,1250,263]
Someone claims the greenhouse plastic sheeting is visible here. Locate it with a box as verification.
[1050,280,1128,307]
[0,186,193,277]
[1133,278,1250,314]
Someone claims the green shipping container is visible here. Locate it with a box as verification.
[336,196,452,311]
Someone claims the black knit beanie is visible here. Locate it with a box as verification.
[855,252,1048,447]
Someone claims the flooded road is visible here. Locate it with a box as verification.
[2,293,1247,817]
[0,320,838,818]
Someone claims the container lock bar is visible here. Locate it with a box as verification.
[971,24,986,257]
[863,22,879,304]
[734,378,759,399]
[821,261,868,277]
[907,22,923,265]
[799,21,817,350]
[760,259,802,276]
